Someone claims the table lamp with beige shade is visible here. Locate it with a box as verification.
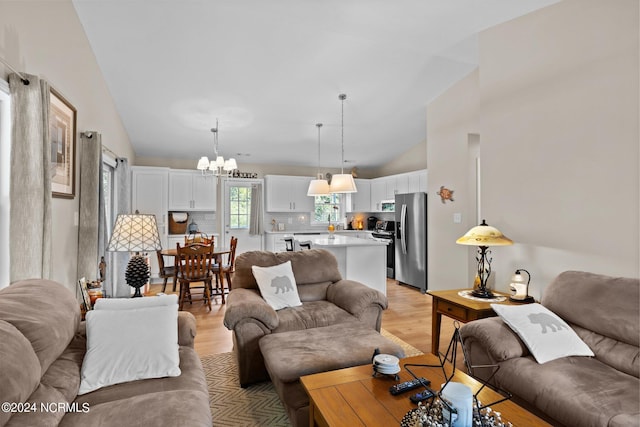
[107,211,162,297]
[456,220,513,299]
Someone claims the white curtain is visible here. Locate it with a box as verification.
[77,132,102,282]
[9,73,52,282]
[249,182,264,235]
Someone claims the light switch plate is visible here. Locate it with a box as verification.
[453,213,462,224]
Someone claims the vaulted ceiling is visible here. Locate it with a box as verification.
[73,0,558,169]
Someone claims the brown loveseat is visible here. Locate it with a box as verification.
[0,279,211,427]
[223,249,389,387]
[460,271,639,427]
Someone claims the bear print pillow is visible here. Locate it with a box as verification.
[491,303,594,364]
[252,261,303,311]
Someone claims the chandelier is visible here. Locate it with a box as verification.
[196,119,238,177]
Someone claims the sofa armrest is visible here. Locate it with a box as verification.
[178,311,197,347]
[326,279,388,316]
[223,288,279,331]
[460,317,529,364]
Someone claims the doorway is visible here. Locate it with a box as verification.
[222,179,263,255]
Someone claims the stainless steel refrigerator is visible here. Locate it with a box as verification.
[394,192,427,292]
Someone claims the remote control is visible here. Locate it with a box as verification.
[409,389,435,404]
[389,377,430,395]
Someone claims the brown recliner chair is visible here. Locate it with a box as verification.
[223,249,388,387]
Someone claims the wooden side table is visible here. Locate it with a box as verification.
[428,289,523,355]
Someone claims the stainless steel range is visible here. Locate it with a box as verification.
[371,220,395,278]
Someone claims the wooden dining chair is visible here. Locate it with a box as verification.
[211,236,238,299]
[156,250,177,292]
[185,232,214,246]
[176,243,214,311]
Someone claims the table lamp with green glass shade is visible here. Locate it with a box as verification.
[107,211,162,297]
[456,220,513,298]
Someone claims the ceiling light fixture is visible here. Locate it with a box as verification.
[330,94,357,193]
[307,123,330,196]
[196,119,238,178]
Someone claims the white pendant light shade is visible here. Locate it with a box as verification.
[331,94,357,194]
[330,173,357,193]
[307,123,330,196]
[215,156,225,167]
[197,156,210,170]
[308,173,330,196]
[224,158,237,171]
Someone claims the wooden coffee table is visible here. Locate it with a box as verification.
[301,353,551,427]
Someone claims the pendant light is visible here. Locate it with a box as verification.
[307,123,330,196]
[330,93,357,193]
[196,119,238,178]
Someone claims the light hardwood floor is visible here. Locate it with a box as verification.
[149,278,460,358]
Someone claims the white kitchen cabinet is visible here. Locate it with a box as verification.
[265,233,293,252]
[265,175,314,212]
[169,169,216,211]
[370,178,386,211]
[407,170,428,193]
[131,166,169,277]
[345,179,371,212]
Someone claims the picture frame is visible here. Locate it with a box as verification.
[49,88,76,198]
[77,277,92,312]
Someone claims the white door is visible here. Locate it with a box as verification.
[223,179,263,255]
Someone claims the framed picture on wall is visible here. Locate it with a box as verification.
[49,88,76,198]
[77,277,92,312]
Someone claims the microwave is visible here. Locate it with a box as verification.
[381,200,395,212]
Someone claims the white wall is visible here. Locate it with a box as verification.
[0,1,134,291]
[427,0,639,299]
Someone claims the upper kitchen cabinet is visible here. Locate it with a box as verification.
[265,175,314,212]
[345,179,371,212]
[131,166,169,228]
[168,170,216,211]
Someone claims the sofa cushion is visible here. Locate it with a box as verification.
[79,305,181,394]
[252,261,303,310]
[494,355,640,427]
[491,302,593,364]
[272,300,357,333]
[542,271,639,348]
[0,321,41,427]
[0,279,80,374]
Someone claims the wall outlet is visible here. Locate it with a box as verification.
[288,217,293,224]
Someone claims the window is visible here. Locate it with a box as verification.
[229,186,251,229]
[102,159,115,238]
[313,193,341,223]
[0,79,10,287]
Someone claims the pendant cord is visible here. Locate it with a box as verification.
[316,123,323,176]
[339,93,346,174]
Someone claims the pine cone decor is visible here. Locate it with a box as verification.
[125,255,150,297]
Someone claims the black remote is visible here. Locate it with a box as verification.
[409,389,435,404]
[389,377,430,395]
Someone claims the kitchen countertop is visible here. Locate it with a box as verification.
[265,230,374,234]
[294,234,387,247]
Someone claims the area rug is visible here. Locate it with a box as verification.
[201,329,422,426]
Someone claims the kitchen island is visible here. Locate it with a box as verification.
[294,234,388,295]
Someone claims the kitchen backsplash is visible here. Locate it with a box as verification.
[168,211,216,235]
[265,211,394,232]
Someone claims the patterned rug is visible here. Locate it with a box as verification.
[201,329,423,426]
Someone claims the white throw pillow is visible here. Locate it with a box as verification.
[252,261,302,311]
[78,304,181,394]
[94,294,178,310]
[491,303,594,364]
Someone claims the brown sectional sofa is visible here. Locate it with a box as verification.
[223,249,390,387]
[0,279,212,427]
[460,271,639,427]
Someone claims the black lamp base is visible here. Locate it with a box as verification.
[509,295,535,303]
[131,287,144,298]
[471,288,495,299]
